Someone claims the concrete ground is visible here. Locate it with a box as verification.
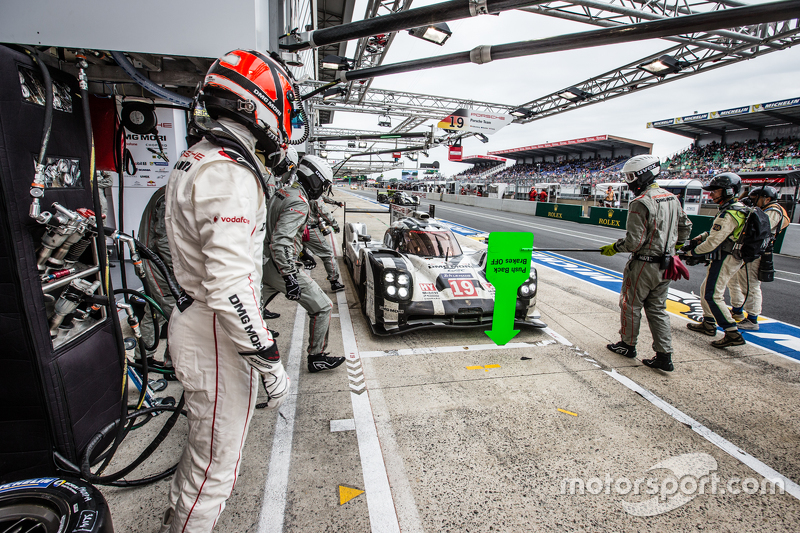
[102,189,800,532]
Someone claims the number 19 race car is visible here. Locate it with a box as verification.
[343,206,546,335]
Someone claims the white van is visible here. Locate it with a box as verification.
[655,179,704,215]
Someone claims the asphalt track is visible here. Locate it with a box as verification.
[347,189,800,327]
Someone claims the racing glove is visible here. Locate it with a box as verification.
[241,342,289,410]
[600,243,618,257]
[333,225,341,234]
[283,274,302,300]
[298,249,317,270]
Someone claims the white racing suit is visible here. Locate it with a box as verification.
[687,200,746,332]
[263,183,333,355]
[162,120,279,533]
[728,203,787,317]
[305,197,341,282]
[613,184,692,353]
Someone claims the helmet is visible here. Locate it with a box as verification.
[622,154,660,194]
[750,185,778,202]
[198,49,296,166]
[703,172,741,201]
[273,146,298,178]
[296,155,333,200]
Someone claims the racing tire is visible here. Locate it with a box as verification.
[0,477,114,533]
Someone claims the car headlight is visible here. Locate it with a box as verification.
[517,277,537,298]
[382,268,413,301]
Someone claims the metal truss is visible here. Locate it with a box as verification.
[515,0,800,122]
[346,0,415,105]
[304,80,515,123]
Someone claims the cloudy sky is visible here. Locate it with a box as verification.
[327,0,800,178]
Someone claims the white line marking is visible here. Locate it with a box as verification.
[257,307,306,533]
[359,339,556,358]
[336,291,402,533]
[775,277,800,285]
[605,369,800,500]
[429,203,617,243]
[544,327,573,346]
[330,419,356,432]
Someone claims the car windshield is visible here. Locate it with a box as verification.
[402,230,462,258]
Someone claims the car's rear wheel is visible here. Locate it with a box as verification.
[0,478,114,533]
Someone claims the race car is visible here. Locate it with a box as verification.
[389,191,421,206]
[343,208,546,335]
[377,192,390,203]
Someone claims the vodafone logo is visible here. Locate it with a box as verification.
[216,215,250,224]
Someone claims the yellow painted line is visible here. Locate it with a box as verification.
[557,408,578,417]
[466,364,501,371]
[339,485,365,505]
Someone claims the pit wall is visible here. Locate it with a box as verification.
[374,189,797,256]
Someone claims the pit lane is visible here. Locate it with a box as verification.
[103,188,800,532]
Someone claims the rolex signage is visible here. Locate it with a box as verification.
[590,206,627,228]
[535,202,582,222]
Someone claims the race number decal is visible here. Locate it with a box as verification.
[448,279,477,297]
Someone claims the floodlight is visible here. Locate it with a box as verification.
[408,22,452,45]
[557,87,591,102]
[510,107,533,118]
[321,55,350,70]
[475,133,489,144]
[637,55,689,77]
[322,87,347,101]
[319,150,328,158]
[358,141,368,148]
[378,114,392,128]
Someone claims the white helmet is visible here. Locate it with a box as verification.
[622,154,660,194]
[274,145,298,178]
[296,155,333,200]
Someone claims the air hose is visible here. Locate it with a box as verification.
[110,51,192,108]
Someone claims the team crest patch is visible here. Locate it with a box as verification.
[712,223,722,231]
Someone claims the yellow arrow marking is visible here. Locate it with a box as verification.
[558,408,577,416]
[339,485,365,505]
[466,364,501,371]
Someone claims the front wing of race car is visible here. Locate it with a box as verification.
[344,223,546,335]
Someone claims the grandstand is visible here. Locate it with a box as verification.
[649,97,800,182]
[451,155,507,180]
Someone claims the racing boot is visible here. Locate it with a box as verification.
[730,307,745,322]
[330,280,346,292]
[687,318,717,336]
[737,316,759,331]
[711,331,746,349]
[308,352,345,373]
[607,340,637,358]
[262,308,281,320]
[269,329,280,339]
[642,352,674,372]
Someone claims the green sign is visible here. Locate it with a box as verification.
[485,232,533,345]
[588,206,628,229]
[535,202,583,223]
